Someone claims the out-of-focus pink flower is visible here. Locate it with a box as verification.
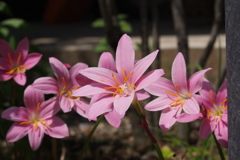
[1,85,69,150]
[178,80,228,148]
[73,34,164,122]
[145,52,211,131]
[32,57,90,117]
[0,38,42,85]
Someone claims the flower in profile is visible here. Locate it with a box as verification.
[32,57,90,117]
[145,52,211,131]
[73,34,164,119]
[178,80,228,148]
[0,38,42,85]
[1,85,69,150]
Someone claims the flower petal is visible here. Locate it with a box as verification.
[116,34,135,74]
[28,126,44,150]
[145,97,172,111]
[15,37,29,61]
[39,97,60,119]
[45,116,69,138]
[171,52,188,91]
[160,107,182,131]
[183,97,200,114]
[72,83,107,97]
[131,50,159,83]
[177,113,203,123]
[114,92,134,116]
[216,81,227,104]
[199,118,214,139]
[6,122,29,142]
[199,78,215,99]
[0,58,11,70]
[49,57,70,82]
[135,90,150,101]
[98,52,116,71]
[32,77,58,94]
[214,120,228,148]
[59,96,74,113]
[105,110,123,128]
[188,68,212,94]
[0,70,12,81]
[1,107,29,121]
[73,99,90,118]
[70,62,88,86]
[135,69,164,91]
[0,39,14,58]
[24,53,42,69]
[13,73,26,86]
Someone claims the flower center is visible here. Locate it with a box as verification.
[104,68,135,97]
[6,53,28,74]
[60,77,80,100]
[20,103,50,131]
[164,84,192,109]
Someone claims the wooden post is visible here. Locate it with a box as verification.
[225,0,240,159]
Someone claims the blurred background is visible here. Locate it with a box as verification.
[0,0,226,159]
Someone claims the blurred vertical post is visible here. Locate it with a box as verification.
[225,0,240,159]
[140,0,149,56]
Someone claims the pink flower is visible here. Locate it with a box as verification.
[73,34,164,119]
[1,85,69,150]
[0,38,42,85]
[178,80,228,148]
[145,52,211,131]
[32,57,90,117]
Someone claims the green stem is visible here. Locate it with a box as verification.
[79,114,104,160]
[212,133,225,160]
[132,95,165,160]
[52,138,57,160]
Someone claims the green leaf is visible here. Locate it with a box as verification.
[117,14,128,20]
[8,35,16,49]
[91,18,104,28]
[0,1,13,16]
[0,18,30,29]
[119,20,132,33]
[93,38,111,53]
[0,27,9,37]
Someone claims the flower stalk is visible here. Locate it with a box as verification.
[213,133,225,160]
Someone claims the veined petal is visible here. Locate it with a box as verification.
[0,70,12,81]
[135,90,150,100]
[199,78,215,99]
[32,77,58,94]
[131,50,159,83]
[72,83,107,97]
[39,97,60,119]
[13,73,26,86]
[23,53,42,69]
[45,117,69,138]
[59,96,74,113]
[145,97,172,111]
[144,77,175,97]
[49,57,70,82]
[6,122,29,142]
[171,52,188,91]
[24,85,44,112]
[15,37,29,61]
[116,34,135,75]
[0,58,11,70]
[194,95,213,110]
[88,95,113,121]
[105,110,123,128]
[28,126,44,150]
[188,68,212,94]
[216,81,227,104]
[73,99,90,118]
[177,113,203,123]
[214,121,228,148]
[160,107,182,131]
[182,97,200,114]
[98,52,116,71]
[135,69,164,91]
[0,39,14,58]
[199,118,213,139]
[114,92,134,116]
[1,107,29,121]
[70,62,88,85]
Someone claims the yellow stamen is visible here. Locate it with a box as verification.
[6,65,28,74]
[221,99,228,104]
[62,77,67,89]
[20,121,32,125]
[112,73,120,86]
[210,90,215,106]
[17,52,22,63]
[8,53,13,64]
[35,102,41,115]
[164,90,178,97]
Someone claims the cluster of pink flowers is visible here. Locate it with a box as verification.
[0,34,228,150]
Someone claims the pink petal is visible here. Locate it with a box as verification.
[70,62,88,84]
[221,114,228,124]
[160,107,182,131]
[135,90,150,100]
[0,70,12,81]
[24,85,44,112]
[45,116,69,138]
[15,37,29,61]
[145,97,172,111]
[105,110,123,128]
[13,73,26,86]
[79,67,120,87]
[73,99,90,118]
[116,34,135,75]
[216,81,227,104]
[199,118,213,139]
[194,94,213,110]
[49,57,70,82]
[182,97,200,114]
[23,53,42,69]
[32,77,58,94]
[0,39,14,58]
[171,52,188,92]
[131,50,159,83]
[6,122,29,142]
[98,52,116,71]
[88,95,113,120]
[177,113,203,123]
[188,68,212,94]
[0,58,11,70]
[1,107,29,121]
[135,69,164,91]
[72,83,106,97]
[214,121,228,148]
[144,77,175,96]
[114,92,134,116]
[39,97,60,119]
[59,96,74,113]
[28,126,44,150]
[199,78,215,99]
[75,73,93,87]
